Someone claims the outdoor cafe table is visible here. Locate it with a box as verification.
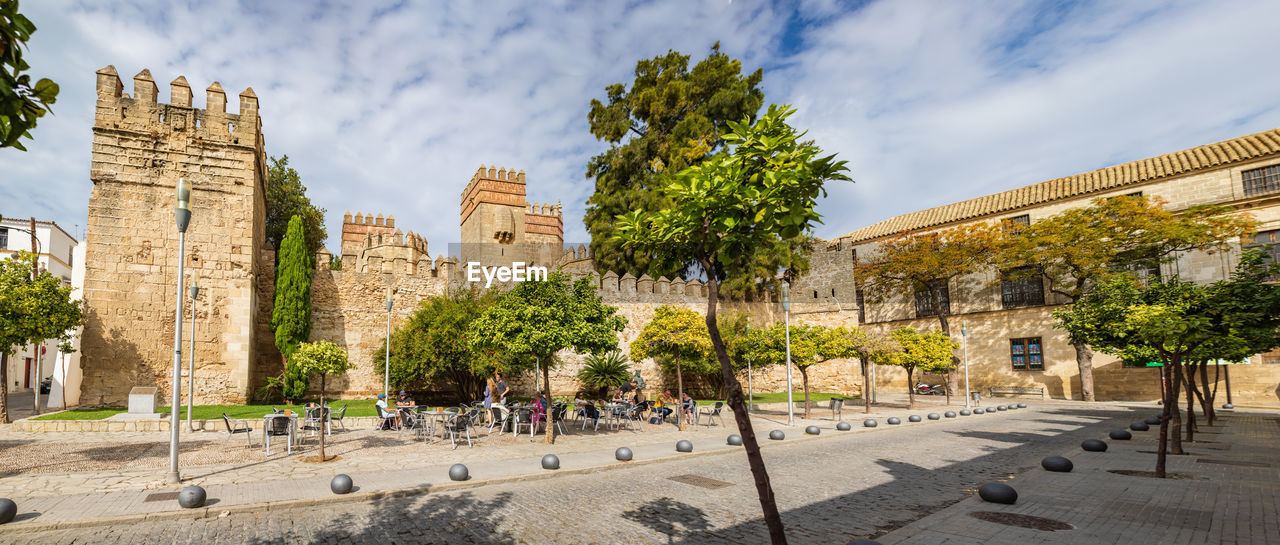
[262,413,297,454]
[395,406,455,440]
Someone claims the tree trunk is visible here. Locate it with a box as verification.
[862,358,872,414]
[701,259,788,545]
[1073,342,1096,402]
[1169,363,1184,455]
[800,367,811,419]
[542,358,555,445]
[932,295,960,400]
[676,355,685,432]
[0,351,8,424]
[1223,364,1233,404]
[906,367,916,409]
[319,374,327,460]
[1182,362,1196,444]
[1156,364,1172,478]
[1205,362,1219,426]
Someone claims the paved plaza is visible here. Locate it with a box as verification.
[2,398,1271,543]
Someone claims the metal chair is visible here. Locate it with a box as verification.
[829,398,844,420]
[299,406,328,443]
[444,412,473,449]
[700,401,725,427]
[489,404,511,434]
[513,408,536,438]
[397,409,419,440]
[221,413,253,447]
[376,405,397,430]
[579,403,603,432]
[330,404,348,431]
[548,404,569,435]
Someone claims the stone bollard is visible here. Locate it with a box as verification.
[616,447,633,461]
[887,417,901,425]
[769,430,786,440]
[330,474,353,494]
[805,426,820,435]
[864,419,878,428]
[449,464,469,481]
[960,409,971,416]
[908,415,922,422]
[978,482,1018,504]
[727,434,743,446]
[1081,439,1108,452]
[1109,430,1132,440]
[944,411,957,418]
[541,454,560,470]
[1129,422,1149,431]
[836,422,852,431]
[178,486,206,509]
[1041,456,1073,472]
[676,440,694,453]
[0,498,15,524]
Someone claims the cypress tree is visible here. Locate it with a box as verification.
[272,215,312,402]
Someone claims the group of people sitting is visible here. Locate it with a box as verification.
[374,390,416,429]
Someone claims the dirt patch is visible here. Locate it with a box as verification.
[969,511,1074,531]
[1107,469,1204,480]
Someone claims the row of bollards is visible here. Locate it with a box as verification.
[858,402,1028,428]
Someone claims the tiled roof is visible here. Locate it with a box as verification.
[841,128,1280,244]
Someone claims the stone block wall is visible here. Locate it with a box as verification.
[80,66,266,406]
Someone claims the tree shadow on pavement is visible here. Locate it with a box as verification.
[243,491,517,545]
[622,497,712,545]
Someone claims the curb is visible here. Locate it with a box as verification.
[0,406,1003,534]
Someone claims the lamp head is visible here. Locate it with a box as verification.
[781,281,791,311]
[174,178,192,232]
[962,321,968,336]
[385,287,393,312]
[190,272,200,299]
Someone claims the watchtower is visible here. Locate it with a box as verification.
[458,165,563,268]
[80,65,267,405]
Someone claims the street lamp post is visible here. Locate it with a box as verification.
[168,178,192,484]
[782,282,794,426]
[187,273,199,432]
[962,321,971,409]
[384,288,393,400]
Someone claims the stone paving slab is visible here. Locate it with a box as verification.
[878,409,1280,545]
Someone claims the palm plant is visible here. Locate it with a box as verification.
[577,351,631,397]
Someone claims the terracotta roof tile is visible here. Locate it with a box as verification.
[841,128,1280,244]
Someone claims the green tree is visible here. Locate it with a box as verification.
[630,305,712,429]
[788,324,855,418]
[995,194,1255,401]
[615,104,850,544]
[271,216,312,403]
[0,252,82,423]
[576,351,631,398]
[289,340,353,461]
[469,272,626,444]
[854,223,998,403]
[266,155,327,259]
[885,327,957,409]
[373,288,502,401]
[0,1,58,151]
[847,327,900,414]
[585,44,764,279]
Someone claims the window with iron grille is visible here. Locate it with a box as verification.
[1243,164,1280,196]
[1010,337,1043,370]
[0,228,7,249]
[1243,229,1280,264]
[1001,267,1045,308]
[1003,214,1030,235]
[856,289,865,323]
[914,279,950,318]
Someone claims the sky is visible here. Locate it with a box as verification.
[3,0,1279,254]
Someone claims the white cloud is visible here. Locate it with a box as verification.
[1,0,1277,257]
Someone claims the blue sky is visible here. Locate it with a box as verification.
[2,0,1278,253]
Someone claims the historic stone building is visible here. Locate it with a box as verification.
[840,128,1280,404]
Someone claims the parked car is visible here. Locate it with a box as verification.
[40,378,51,394]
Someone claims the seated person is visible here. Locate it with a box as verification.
[397,390,413,406]
[656,389,676,421]
[680,392,696,424]
[375,394,399,429]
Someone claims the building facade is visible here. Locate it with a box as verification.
[839,128,1280,404]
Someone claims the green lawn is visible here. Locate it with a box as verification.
[31,399,385,421]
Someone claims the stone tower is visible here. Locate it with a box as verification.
[80,66,268,405]
[458,165,563,268]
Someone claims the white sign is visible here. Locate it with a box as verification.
[465,261,548,288]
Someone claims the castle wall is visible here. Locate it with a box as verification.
[81,66,267,406]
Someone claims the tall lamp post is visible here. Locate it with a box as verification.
[168,178,192,484]
[962,321,971,409]
[187,273,199,432]
[782,282,794,426]
[384,287,393,401]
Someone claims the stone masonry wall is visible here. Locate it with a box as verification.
[80,66,266,406]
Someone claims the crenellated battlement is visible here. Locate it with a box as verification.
[92,65,262,152]
[525,201,563,218]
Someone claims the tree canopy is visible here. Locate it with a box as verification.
[630,305,711,418]
[271,215,312,403]
[374,288,502,402]
[468,271,625,444]
[266,155,327,258]
[847,327,900,414]
[0,251,83,422]
[585,45,764,279]
[885,327,956,409]
[289,339,352,460]
[0,1,58,151]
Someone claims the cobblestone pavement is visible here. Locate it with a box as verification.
[2,403,1145,544]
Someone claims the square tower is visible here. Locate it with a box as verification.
[80,66,267,405]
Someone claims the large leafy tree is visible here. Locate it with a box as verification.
[854,223,998,403]
[885,327,957,409]
[847,327,900,414]
[630,305,712,430]
[995,195,1255,401]
[585,44,764,279]
[0,252,82,422]
[0,0,58,151]
[373,288,501,402]
[266,155,327,258]
[289,340,352,461]
[790,325,855,418]
[469,272,626,444]
[271,216,312,403]
[616,104,850,544]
